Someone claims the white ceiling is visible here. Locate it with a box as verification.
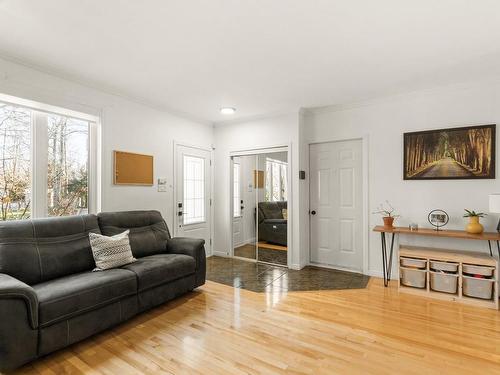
[1,0,500,124]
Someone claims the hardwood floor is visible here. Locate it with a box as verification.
[11,278,500,375]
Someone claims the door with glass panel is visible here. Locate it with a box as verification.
[175,145,211,253]
[232,155,258,261]
[256,152,288,266]
[231,151,288,266]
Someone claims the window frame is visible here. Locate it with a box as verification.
[182,154,206,225]
[265,157,288,202]
[0,93,100,219]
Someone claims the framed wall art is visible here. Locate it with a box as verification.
[403,124,495,180]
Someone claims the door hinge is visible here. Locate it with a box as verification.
[210,159,212,166]
[209,198,212,206]
[209,238,212,246]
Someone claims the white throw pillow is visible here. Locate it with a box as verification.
[89,230,136,271]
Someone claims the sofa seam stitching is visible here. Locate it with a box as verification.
[40,293,136,327]
[66,320,70,346]
[31,221,44,282]
[37,277,136,304]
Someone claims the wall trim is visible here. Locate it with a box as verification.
[303,76,500,117]
[0,53,212,126]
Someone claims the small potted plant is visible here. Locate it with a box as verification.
[373,201,400,228]
[463,209,486,234]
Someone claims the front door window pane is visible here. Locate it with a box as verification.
[233,163,241,217]
[0,104,31,220]
[183,155,205,224]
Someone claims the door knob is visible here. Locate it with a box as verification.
[311,210,316,215]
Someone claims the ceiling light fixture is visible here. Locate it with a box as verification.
[220,107,236,115]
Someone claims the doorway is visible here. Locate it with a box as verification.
[231,150,289,267]
[175,144,212,254]
[309,139,363,272]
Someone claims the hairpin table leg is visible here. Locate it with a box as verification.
[387,233,395,281]
[380,232,396,287]
[488,240,493,257]
[381,232,387,286]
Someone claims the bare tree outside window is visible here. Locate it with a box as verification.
[265,158,287,202]
[47,115,89,216]
[0,104,31,220]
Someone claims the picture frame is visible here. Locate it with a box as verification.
[403,124,495,180]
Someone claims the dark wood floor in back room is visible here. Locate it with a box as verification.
[234,243,289,266]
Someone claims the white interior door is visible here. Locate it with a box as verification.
[309,139,363,272]
[175,145,211,253]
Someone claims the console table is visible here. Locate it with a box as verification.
[373,226,500,287]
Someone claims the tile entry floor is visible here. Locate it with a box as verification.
[207,256,370,292]
[234,243,288,265]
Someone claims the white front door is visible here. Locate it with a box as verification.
[232,158,243,247]
[309,139,363,272]
[175,144,211,253]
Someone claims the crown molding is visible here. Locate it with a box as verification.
[305,75,500,116]
[0,52,213,126]
[213,109,299,127]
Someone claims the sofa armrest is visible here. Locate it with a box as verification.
[0,273,39,371]
[166,237,206,288]
[0,273,38,329]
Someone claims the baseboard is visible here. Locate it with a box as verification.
[366,269,397,280]
[233,238,256,248]
[213,250,230,257]
[309,262,364,275]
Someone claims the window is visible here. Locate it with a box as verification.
[0,96,98,220]
[183,155,205,224]
[265,158,287,202]
[233,162,241,217]
[47,115,89,216]
[0,104,31,220]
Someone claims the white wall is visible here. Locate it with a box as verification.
[213,113,305,268]
[0,57,214,235]
[303,79,500,277]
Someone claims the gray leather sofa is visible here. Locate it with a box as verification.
[258,201,287,246]
[0,210,206,371]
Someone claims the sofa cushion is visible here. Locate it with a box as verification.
[258,201,287,220]
[34,269,137,327]
[121,254,195,291]
[0,215,100,285]
[97,211,170,258]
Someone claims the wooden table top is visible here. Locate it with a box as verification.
[373,225,500,241]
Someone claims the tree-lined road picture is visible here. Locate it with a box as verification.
[404,125,495,180]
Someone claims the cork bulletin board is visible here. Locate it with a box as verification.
[113,151,154,185]
[253,170,264,188]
